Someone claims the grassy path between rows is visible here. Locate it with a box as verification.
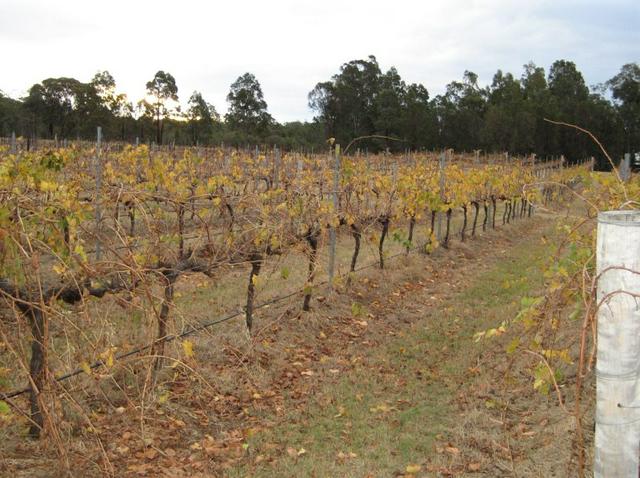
[230,220,555,477]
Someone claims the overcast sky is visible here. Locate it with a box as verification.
[1,0,638,122]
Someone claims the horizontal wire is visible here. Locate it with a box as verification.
[0,204,527,401]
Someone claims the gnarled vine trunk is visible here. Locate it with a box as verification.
[491,197,497,229]
[26,307,46,438]
[303,228,319,311]
[443,208,452,248]
[245,253,262,332]
[482,200,488,232]
[460,205,468,242]
[471,201,479,237]
[350,224,361,272]
[378,216,390,268]
[153,276,176,371]
[406,216,415,254]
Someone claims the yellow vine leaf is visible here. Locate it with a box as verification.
[182,340,194,358]
[81,361,92,376]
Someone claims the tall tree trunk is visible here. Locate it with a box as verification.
[156,107,162,145]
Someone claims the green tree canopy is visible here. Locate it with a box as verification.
[0,58,635,164]
[186,91,219,144]
[435,71,487,151]
[309,55,382,147]
[225,73,272,135]
[607,63,640,153]
[145,70,178,144]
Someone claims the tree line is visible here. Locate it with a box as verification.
[0,71,324,150]
[0,57,637,167]
[310,57,638,167]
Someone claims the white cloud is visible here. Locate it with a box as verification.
[1,0,637,122]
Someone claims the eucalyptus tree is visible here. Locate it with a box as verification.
[187,91,219,144]
[145,70,178,144]
[607,63,640,154]
[225,73,272,136]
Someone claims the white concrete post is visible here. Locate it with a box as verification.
[595,210,640,477]
[620,153,631,182]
